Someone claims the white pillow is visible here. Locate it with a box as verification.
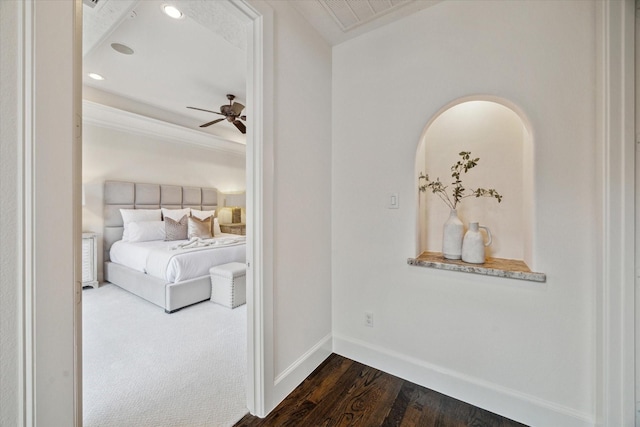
[213,217,222,236]
[127,221,166,242]
[190,208,215,221]
[162,207,190,222]
[120,209,162,241]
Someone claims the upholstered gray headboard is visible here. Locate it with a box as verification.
[103,180,218,261]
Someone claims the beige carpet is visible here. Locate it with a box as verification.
[82,283,248,427]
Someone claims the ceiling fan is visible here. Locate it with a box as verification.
[187,94,247,134]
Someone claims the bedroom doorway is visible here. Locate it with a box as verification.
[80,0,269,423]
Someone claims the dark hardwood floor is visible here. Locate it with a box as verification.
[234,353,528,427]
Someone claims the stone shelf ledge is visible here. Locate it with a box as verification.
[407,251,546,283]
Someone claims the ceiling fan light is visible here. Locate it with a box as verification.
[162,4,183,19]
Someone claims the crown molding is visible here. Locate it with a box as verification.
[82,100,246,156]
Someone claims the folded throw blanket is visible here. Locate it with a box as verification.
[171,236,246,250]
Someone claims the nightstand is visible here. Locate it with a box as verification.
[82,232,99,289]
[219,223,246,236]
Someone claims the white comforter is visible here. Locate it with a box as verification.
[109,234,246,282]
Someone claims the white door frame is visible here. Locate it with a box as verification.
[228,0,275,417]
[14,0,83,424]
[598,0,636,425]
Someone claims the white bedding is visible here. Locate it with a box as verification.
[109,233,246,282]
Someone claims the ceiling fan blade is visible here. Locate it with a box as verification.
[187,106,224,115]
[240,115,246,121]
[233,119,246,134]
[200,118,225,128]
[231,102,245,115]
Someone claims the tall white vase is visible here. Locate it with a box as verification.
[442,209,464,260]
[461,222,492,264]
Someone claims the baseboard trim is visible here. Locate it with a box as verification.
[333,334,595,427]
[272,333,332,406]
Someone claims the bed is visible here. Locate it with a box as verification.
[103,180,246,313]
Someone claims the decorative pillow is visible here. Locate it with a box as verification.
[162,207,190,222]
[127,221,166,242]
[120,209,162,241]
[164,215,188,241]
[188,216,212,239]
[213,217,222,236]
[190,208,215,221]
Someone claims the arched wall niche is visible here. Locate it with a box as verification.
[415,96,535,269]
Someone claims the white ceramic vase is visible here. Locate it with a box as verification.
[442,209,464,260]
[461,222,492,264]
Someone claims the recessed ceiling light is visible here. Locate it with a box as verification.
[162,4,183,19]
[111,42,134,55]
[88,73,104,81]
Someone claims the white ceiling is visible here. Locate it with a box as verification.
[82,0,440,145]
[289,0,441,46]
[83,0,248,144]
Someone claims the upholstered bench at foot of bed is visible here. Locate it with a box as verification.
[209,262,246,309]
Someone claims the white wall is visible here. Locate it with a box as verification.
[332,1,597,426]
[82,123,246,281]
[0,1,20,424]
[263,0,333,405]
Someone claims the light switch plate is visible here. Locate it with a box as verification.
[388,193,399,209]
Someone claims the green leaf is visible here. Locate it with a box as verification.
[418,150,503,207]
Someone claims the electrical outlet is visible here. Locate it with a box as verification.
[365,312,373,327]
